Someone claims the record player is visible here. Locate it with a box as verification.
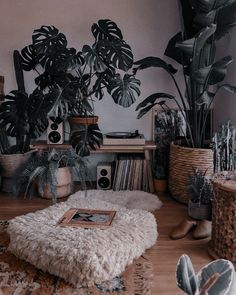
[103,130,145,145]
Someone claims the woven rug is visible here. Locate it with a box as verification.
[0,221,153,295]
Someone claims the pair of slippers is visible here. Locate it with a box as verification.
[170,218,211,240]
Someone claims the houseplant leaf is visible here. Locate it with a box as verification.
[21,45,38,71]
[176,255,198,295]
[32,25,67,55]
[107,73,140,107]
[70,124,103,157]
[215,2,236,39]
[92,19,123,41]
[82,44,108,73]
[134,56,177,74]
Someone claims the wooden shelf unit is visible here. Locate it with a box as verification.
[31,140,156,192]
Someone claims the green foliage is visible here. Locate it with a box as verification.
[153,109,184,179]
[135,0,236,148]
[12,149,88,204]
[212,121,236,171]
[176,254,236,295]
[187,168,213,204]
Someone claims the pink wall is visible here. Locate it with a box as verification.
[0,0,181,140]
[1,1,235,138]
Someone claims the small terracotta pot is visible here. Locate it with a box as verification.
[154,179,168,192]
[68,116,98,130]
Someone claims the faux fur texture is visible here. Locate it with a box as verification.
[7,190,160,287]
[68,189,163,212]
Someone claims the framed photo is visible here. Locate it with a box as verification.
[58,208,116,229]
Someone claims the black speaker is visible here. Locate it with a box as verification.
[47,118,64,144]
[97,162,113,190]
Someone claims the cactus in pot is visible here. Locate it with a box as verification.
[176,254,236,295]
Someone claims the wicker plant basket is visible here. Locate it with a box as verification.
[169,143,214,204]
[0,150,36,192]
[208,179,236,266]
[188,200,211,220]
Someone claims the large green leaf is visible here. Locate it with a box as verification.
[215,2,236,39]
[217,83,236,93]
[176,255,197,295]
[191,0,235,13]
[134,57,177,75]
[92,19,123,41]
[193,56,233,85]
[0,91,29,138]
[21,45,38,71]
[136,93,175,118]
[176,25,216,58]
[82,44,108,73]
[70,124,103,157]
[32,25,67,55]
[107,74,140,108]
[97,39,133,71]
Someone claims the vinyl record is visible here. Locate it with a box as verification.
[105,132,138,139]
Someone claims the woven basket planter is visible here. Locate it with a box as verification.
[169,143,214,204]
[188,200,211,220]
[40,167,72,200]
[0,150,36,192]
[208,179,236,266]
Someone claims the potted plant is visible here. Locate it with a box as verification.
[12,148,88,204]
[134,0,236,203]
[212,121,236,172]
[187,168,213,220]
[153,108,184,192]
[0,51,50,192]
[18,19,140,156]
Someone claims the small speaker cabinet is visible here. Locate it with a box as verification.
[47,118,64,144]
[97,162,113,190]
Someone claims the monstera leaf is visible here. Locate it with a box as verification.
[82,44,108,73]
[32,25,67,55]
[21,45,38,71]
[97,39,133,71]
[70,124,103,157]
[92,19,123,41]
[0,90,29,138]
[107,73,140,107]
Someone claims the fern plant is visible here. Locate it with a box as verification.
[12,149,88,204]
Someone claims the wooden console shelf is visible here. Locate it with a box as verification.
[31,140,156,154]
[31,140,156,193]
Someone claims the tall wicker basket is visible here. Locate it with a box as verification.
[169,143,214,204]
[208,179,236,266]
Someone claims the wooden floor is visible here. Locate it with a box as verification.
[0,191,213,294]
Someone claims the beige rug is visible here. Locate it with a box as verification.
[0,221,153,295]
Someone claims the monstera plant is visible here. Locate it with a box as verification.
[16,19,140,156]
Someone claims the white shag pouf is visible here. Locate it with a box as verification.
[7,190,160,287]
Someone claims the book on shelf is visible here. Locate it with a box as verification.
[58,208,116,229]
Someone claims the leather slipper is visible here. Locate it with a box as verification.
[193,220,212,239]
[170,218,197,240]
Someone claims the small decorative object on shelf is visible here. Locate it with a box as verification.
[58,208,116,229]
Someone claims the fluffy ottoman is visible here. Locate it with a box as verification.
[7,190,158,287]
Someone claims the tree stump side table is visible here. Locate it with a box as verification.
[208,179,236,266]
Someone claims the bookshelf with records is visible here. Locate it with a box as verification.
[112,154,154,192]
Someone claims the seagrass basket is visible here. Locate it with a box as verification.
[169,143,214,204]
[208,179,236,266]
